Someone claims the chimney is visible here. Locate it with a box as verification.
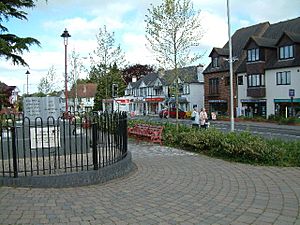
[132,76,137,83]
[197,64,204,82]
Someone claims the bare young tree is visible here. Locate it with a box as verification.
[145,0,204,123]
[90,25,126,82]
[37,66,58,94]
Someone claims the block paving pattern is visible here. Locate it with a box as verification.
[0,140,300,225]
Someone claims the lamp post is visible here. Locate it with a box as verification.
[25,70,30,95]
[227,0,234,132]
[61,28,71,114]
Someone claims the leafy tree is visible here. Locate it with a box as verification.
[0,0,41,66]
[0,81,13,110]
[93,63,126,111]
[37,66,58,94]
[90,25,126,110]
[145,0,204,123]
[122,64,155,84]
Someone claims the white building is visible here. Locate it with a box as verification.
[124,65,205,115]
[236,19,300,118]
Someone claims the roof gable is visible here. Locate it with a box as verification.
[204,22,270,74]
[244,36,277,49]
[69,83,97,98]
[209,47,229,57]
[163,66,199,84]
[276,31,300,45]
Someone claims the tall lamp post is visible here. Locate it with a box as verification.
[25,70,30,95]
[61,28,71,114]
[227,0,235,132]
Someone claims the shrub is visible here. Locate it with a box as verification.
[128,119,300,167]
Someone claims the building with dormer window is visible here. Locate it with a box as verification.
[204,17,300,118]
[237,17,300,118]
[203,22,269,116]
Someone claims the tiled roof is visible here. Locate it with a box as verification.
[238,17,300,72]
[262,17,300,39]
[209,48,229,57]
[163,66,200,84]
[245,36,277,48]
[129,72,162,89]
[69,83,97,98]
[204,17,300,74]
[127,66,200,89]
[276,31,300,45]
[204,22,269,74]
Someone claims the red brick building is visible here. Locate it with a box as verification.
[203,22,269,116]
[203,17,300,117]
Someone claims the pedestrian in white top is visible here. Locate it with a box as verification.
[191,105,200,128]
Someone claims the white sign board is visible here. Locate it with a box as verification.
[30,127,60,149]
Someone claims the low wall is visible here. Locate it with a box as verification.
[0,151,134,188]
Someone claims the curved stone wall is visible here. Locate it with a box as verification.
[0,152,134,188]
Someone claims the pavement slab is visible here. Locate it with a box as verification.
[0,140,299,225]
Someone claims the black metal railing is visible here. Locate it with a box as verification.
[0,112,128,177]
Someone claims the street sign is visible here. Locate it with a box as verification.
[289,89,295,97]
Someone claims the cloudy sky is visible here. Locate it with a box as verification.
[1,0,299,94]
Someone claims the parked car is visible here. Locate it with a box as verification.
[159,107,186,119]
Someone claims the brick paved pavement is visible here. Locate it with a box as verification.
[0,141,300,225]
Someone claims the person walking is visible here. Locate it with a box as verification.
[200,108,208,129]
[191,105,200,128]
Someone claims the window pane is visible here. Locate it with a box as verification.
[289,46,293,58]
[251,49,255,61]
[256,75,259,86]
[280,47,284,59]
[287,71,291,84]
[248,50,251,61]
[280,72,283,85]
[261,74,265,86]
[255,49,259,60]
[284,46,288,58]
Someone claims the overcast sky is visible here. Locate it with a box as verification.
[1,0,299,94]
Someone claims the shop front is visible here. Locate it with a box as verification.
[145,97,165,114]
[208,100,228,116]
[240,99,266,118]
[274,98,300,118]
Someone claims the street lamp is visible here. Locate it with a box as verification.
[25,70,30,95]
[61,28,71,114]
[227,0,234,132]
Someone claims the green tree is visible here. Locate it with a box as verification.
[0,0,41,66]
[145,0,204,124]
[90,25,126,110]
[93,63,126,111]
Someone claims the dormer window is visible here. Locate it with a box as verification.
[279,45,294,60]
[212,57,219,68]
[247,48,259,62]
